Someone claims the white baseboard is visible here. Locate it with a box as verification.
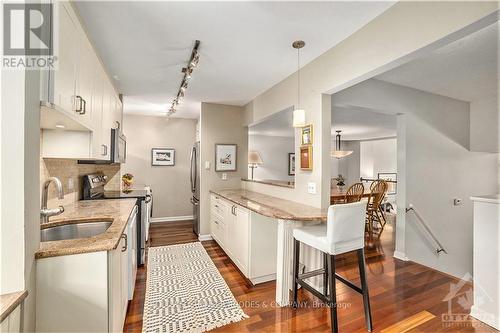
[198,234,213,241]
[393,251,409,261]
[250,274,276,285]
[150,215,194,223]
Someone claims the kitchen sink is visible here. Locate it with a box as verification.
[41,221,113,242]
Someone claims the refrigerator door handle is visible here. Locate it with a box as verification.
[189,146,195,193]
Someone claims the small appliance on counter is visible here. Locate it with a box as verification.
[82,173,152,265]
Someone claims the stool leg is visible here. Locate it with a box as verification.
[292,238,300,308]
[323,252,328,297]
[357,249,373,332]
[327,254,338,333]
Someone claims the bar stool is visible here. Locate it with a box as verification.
[292,201,372,333]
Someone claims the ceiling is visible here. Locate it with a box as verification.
[332,106,396,141]
[377,21,499,102]
[74,1,394,119]
[249,107,293,137]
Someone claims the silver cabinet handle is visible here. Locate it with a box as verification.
[101,144,107,156]
[145,195,152,204]
[121,234,127,252]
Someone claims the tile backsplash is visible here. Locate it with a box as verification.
[40,158,121,208]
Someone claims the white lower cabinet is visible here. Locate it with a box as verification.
[36,214,136,332]
[210,194,278,284]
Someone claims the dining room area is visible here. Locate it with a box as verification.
[330,103,398,241]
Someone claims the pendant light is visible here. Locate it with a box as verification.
[331,130,353,159]
[292,40,306,127]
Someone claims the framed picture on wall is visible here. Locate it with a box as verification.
[300,146,312,171]
[378,172,397,195]
[152,148,175,166]
[301,124,313,145]
[215,144,237,171]
[288,153,295,176]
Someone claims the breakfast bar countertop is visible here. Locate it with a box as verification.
[210,189,327,222]
[35,199,137,259]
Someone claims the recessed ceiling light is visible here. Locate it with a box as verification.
[55,123,66,129]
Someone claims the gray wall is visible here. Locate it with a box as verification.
[470,95,499,153]
[200,103,248,236]
[122,115,196,218]
[248,134,294,182]
[334,79,499,279]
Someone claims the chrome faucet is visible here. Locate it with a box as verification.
[40,177,65,224]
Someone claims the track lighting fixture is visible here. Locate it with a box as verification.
[167,40,200,117]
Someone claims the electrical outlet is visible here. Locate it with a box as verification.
[454,198,462,206]
[204,161,210,170]
[307,182,317,194]
[68,178,74,191]
[221,173,227,180]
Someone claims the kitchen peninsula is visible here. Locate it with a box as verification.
[210,188,327,305]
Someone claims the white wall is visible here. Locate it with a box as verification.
[334,79,499,278]
[470,95,499,153]
[360,138,397,179]
[122,115,196,218]
[248,134,294,182]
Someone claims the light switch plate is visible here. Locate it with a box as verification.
[204,161,210,170]
[307,182,317,194]
[68,178,74,191]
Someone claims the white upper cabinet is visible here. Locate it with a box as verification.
[52,2,78,115]
[41,1,123,161]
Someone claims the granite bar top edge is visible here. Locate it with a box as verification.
[210,189,326,222]
[0,290,28,323]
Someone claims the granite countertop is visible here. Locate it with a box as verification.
[470,194,500,204]
[210,189,327,222]
[0,290,28,322]
[36,199,137,259]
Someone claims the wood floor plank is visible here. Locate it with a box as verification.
[380,311,436,333]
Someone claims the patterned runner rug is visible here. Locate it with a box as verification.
[142,242,248,333]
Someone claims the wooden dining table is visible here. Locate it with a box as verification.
[330,187,372,204]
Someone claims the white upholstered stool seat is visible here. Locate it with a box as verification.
[291,201,372,333]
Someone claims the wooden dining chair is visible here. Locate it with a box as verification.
[366,180,388,235]
[344,183,365,203]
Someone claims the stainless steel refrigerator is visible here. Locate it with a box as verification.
[190,142,200,235]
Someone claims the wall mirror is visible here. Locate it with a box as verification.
[246,107,295,188]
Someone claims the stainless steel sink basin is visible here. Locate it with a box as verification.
[41,221,113,242]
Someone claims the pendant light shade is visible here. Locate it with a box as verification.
[332,130,353,159]
[292,40,306,128]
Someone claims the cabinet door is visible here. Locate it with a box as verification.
[120,229,129,320]
[234,207,250,275]
[74,31,95,127]
[108,246,123,333]
[53,2,77,114]
[100,81,113,160]
[91,68,105,158]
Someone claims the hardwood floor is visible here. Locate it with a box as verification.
[124,219,497,333]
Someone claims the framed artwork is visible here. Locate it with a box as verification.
[215,144,237,172]
[288,153,295,176]
[378,172,397,195]
[300,146,312,170]
[301,124,313,145]
[152,148,175,166]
